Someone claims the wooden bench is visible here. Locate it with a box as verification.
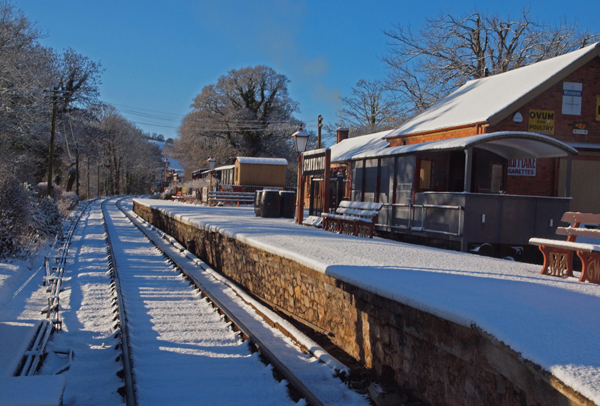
[529,212,600,284]
[208,191,255,206]
[321,201,384,238]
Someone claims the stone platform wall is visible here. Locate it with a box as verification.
[133,201,592,406]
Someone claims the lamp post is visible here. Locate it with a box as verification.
[292,125,310,224]
[208,156,216,206]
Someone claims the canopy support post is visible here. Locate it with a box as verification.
[464,147,473,193]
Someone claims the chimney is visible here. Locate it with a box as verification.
[336,127,349,144]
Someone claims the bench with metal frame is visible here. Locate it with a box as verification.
[321,201,384,238]
[529,212,600,284]
[208,191,255,206]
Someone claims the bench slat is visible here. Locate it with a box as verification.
[529,238,600,253]
[556,227,600,239]
[338,201,384,210]
[561,212,600,225]
[335,208,379,218]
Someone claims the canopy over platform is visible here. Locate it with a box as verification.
[352,131,578,160]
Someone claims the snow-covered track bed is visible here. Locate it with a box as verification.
[104,198,367,406]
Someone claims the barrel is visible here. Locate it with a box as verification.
[279,191,296,218]
[260,190,281,218]
[254,190,263,216]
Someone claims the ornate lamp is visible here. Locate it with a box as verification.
[291,125,310,223]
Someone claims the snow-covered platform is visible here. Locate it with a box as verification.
[133,198,600,405]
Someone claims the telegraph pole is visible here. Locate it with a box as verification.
[317,115,323,149]
[46,92,58,197]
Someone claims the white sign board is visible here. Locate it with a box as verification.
[508,158,537,177]
[562,82,582,115]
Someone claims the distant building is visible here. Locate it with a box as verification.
[192,157,288,191]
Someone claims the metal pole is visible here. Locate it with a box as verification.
[295,153,305,224]
[209,171,213,206]
[97,165,100,197]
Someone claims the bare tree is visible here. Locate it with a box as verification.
[174,65,301,173]
[383,9,599,115]
[337,79,404,137]
[94,106,162,195]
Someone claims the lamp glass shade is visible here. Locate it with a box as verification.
[208,157,216,170]
[292,129,310,153]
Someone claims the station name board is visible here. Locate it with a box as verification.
[303,149,327,176]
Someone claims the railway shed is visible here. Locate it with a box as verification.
[193,157,288,191]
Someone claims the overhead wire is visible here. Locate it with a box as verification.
[106,101,320,133]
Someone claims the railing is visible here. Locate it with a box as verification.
[378,202,464,236]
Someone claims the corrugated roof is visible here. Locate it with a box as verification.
[386,43,600,138]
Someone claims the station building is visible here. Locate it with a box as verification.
[380,42,600,213]
[318,43,600,255]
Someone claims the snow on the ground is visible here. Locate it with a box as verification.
[103,200,311,406]
[134,198,600,405]
[120,199,367,405]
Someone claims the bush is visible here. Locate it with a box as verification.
[56,191,79,217]
[0,167,77,259]
[0,170,31,258]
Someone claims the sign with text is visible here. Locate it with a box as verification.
[508,158,537,177]
[302,149,327,176]
[562,82,582,115]
[528,110,555,134]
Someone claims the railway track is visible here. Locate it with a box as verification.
[102,197,367,406]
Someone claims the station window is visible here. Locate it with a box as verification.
[420,160,432,190]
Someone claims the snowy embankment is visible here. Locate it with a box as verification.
[134,198,600,405]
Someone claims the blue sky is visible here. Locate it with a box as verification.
[13,0,599,140]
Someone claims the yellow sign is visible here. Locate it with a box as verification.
[596,95,600,121]
[528,109,555,134]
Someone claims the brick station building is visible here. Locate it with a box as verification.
[381,42,600,213]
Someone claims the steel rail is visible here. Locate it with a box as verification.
[114,198,326,406]
[100,199,137,406]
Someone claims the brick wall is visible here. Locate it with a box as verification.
[134,201,594,406]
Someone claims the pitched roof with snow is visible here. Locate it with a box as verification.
[235,157,288,165]
[386,43,600,138]
[329,129,392,162]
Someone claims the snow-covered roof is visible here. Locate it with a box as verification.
[329,129,392,162]
[387,43,600,138]
[236,157,288,166]
[214,165,235,171]
[353,131,578,160]
[568,142,600,151]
